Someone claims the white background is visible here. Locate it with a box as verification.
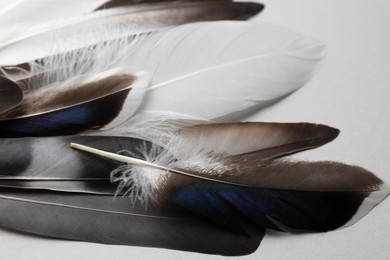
[1,0,390,259]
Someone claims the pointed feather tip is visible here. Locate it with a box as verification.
[297,37,327,60]
[311,123,340,144]
[341,183,390,229]
[94,1,265,20]
[234,2,265,19]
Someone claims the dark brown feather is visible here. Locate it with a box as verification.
[95,0,235,10]
[0,77,23,115]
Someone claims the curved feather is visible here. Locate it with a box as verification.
[0,69,149,137]
[0,121,338,193]
[94,0,236,10]
[0,188,264,255]
[0,1,263,66]
[75,143,389,232]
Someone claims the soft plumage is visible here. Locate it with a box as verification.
[0,122,388,255]
[0,0,387,257]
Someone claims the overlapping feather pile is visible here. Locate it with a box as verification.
[0,0,388,256]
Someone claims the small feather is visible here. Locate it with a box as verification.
[94,0,237,10]
[0,69,149,137]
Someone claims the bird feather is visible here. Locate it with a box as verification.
[0,122,339,181]
[94,0,237,11]
[108,21,327,124]
[0,69,149,137]
[69,133,389,233]
[0,1,263,65]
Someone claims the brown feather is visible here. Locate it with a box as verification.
[95,0,235,11]
[0,74,137,120]
[174,122,339,159]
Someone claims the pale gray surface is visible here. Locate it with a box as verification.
[1,0,390,259]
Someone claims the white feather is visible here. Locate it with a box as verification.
[116,21,327,124]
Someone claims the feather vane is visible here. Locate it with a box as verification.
[0,69,149,137]
[0,1,263,65]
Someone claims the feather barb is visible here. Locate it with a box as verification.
[70,142,248,187]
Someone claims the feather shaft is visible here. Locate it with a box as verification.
[70,142,251,187]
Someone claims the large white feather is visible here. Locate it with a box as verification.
[115,21,327,124]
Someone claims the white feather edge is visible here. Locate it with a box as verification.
[0,0,113,43]
[341,183,390,229]
[103,70,150,129]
